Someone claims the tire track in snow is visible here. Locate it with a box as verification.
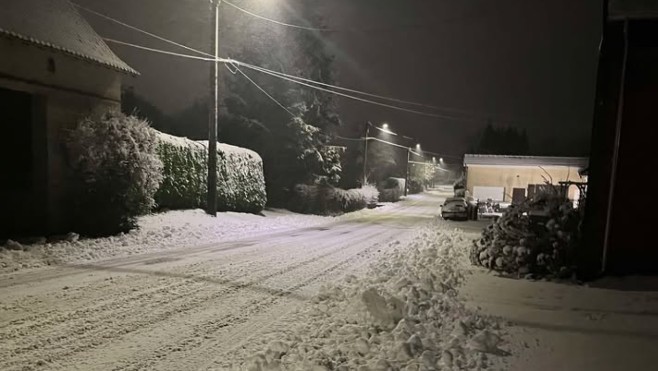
[113,227,402,371]
[0,225,387,370]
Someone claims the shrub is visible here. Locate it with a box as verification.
[408,180,424,194]
[155,132,266,213]
[360,184,380,207]
[287,184,377,215]
[378,177,405,202]
[66,111,163,236]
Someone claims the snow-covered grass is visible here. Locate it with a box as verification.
[240,223,507,370]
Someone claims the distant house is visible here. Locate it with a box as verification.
[0,0,138,237]
[579,0,658,277]
[463,154,588,204]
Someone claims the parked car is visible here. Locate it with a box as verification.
[440,197,469,220]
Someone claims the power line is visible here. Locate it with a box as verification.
[233,61,479,122]
[233,61,483,120]
[73,2,211,58]
[334,135,462,160]
[101,37,470,124]
[78,2,560,127]
[102,34,476,122]
[75,4,515,125]
[224,0,331,32]
[229,62,296,118]
[103,38,221,62]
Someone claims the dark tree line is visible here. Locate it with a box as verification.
[472,122,530,155]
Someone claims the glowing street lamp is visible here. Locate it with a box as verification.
[416,143,421,151]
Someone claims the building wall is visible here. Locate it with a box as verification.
[466,164,586,202]
[0,37,124,235]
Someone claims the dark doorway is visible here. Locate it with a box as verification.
[512,188,526,205]
[0,87,33,190]
[0,87,47,238]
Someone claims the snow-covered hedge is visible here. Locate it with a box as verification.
[288,184,378,215]
[66,112,163,236]
[155,132,266,213]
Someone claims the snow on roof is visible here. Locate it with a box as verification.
[0,0,138,75]
[464,154,589,168]
[609,0,658,20]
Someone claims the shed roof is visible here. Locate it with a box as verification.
[464,154,589,168]
[0,0,138,75]
[609,0,658,20]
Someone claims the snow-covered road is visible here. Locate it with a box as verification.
[0,192,455,370]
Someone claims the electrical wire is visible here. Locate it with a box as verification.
[234,61,484,119]
[223,0,332,32]
[232,61,478,122]
[103,38,223,62]
[75,3,492,121]
[73,2,212,58]
[230,63,296,118]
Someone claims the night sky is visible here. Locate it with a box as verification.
[78,0,602,159]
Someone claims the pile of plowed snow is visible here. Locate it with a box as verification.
[242,223,508,370]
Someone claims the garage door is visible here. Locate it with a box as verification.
[473,186,505,201]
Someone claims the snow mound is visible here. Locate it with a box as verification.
[240,223,508,370]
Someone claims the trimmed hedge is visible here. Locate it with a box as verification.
[155,132,266,213]
[288,184,379,215]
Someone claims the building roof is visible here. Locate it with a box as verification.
[609,0,658,20]
[464,154,589,168]
[0,0,138,75]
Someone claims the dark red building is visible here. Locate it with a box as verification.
[580,0,658,277]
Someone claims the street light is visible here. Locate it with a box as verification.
[416,143,421,151]
[363,121,397,185]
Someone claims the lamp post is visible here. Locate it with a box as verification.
[362,121,371,185]
[405,143,422,196]
[404,147,411,196]
[206,0,221,216]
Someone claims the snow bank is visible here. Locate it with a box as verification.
[241,223,507,370]
[155,131,267,213]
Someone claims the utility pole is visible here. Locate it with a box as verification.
[362,121,371,186]
[206,0,220,216]
[404,148,410,196]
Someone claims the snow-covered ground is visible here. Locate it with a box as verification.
[0,191,510,370]
[234,225,507,371]
[0,203,400,275]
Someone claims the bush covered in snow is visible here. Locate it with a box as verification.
[378,177,405,202]
[155,132,266,213]
[470,185,583,279]
[66,111,163,236]
[288,184,378,215]
[360,184,380,208]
